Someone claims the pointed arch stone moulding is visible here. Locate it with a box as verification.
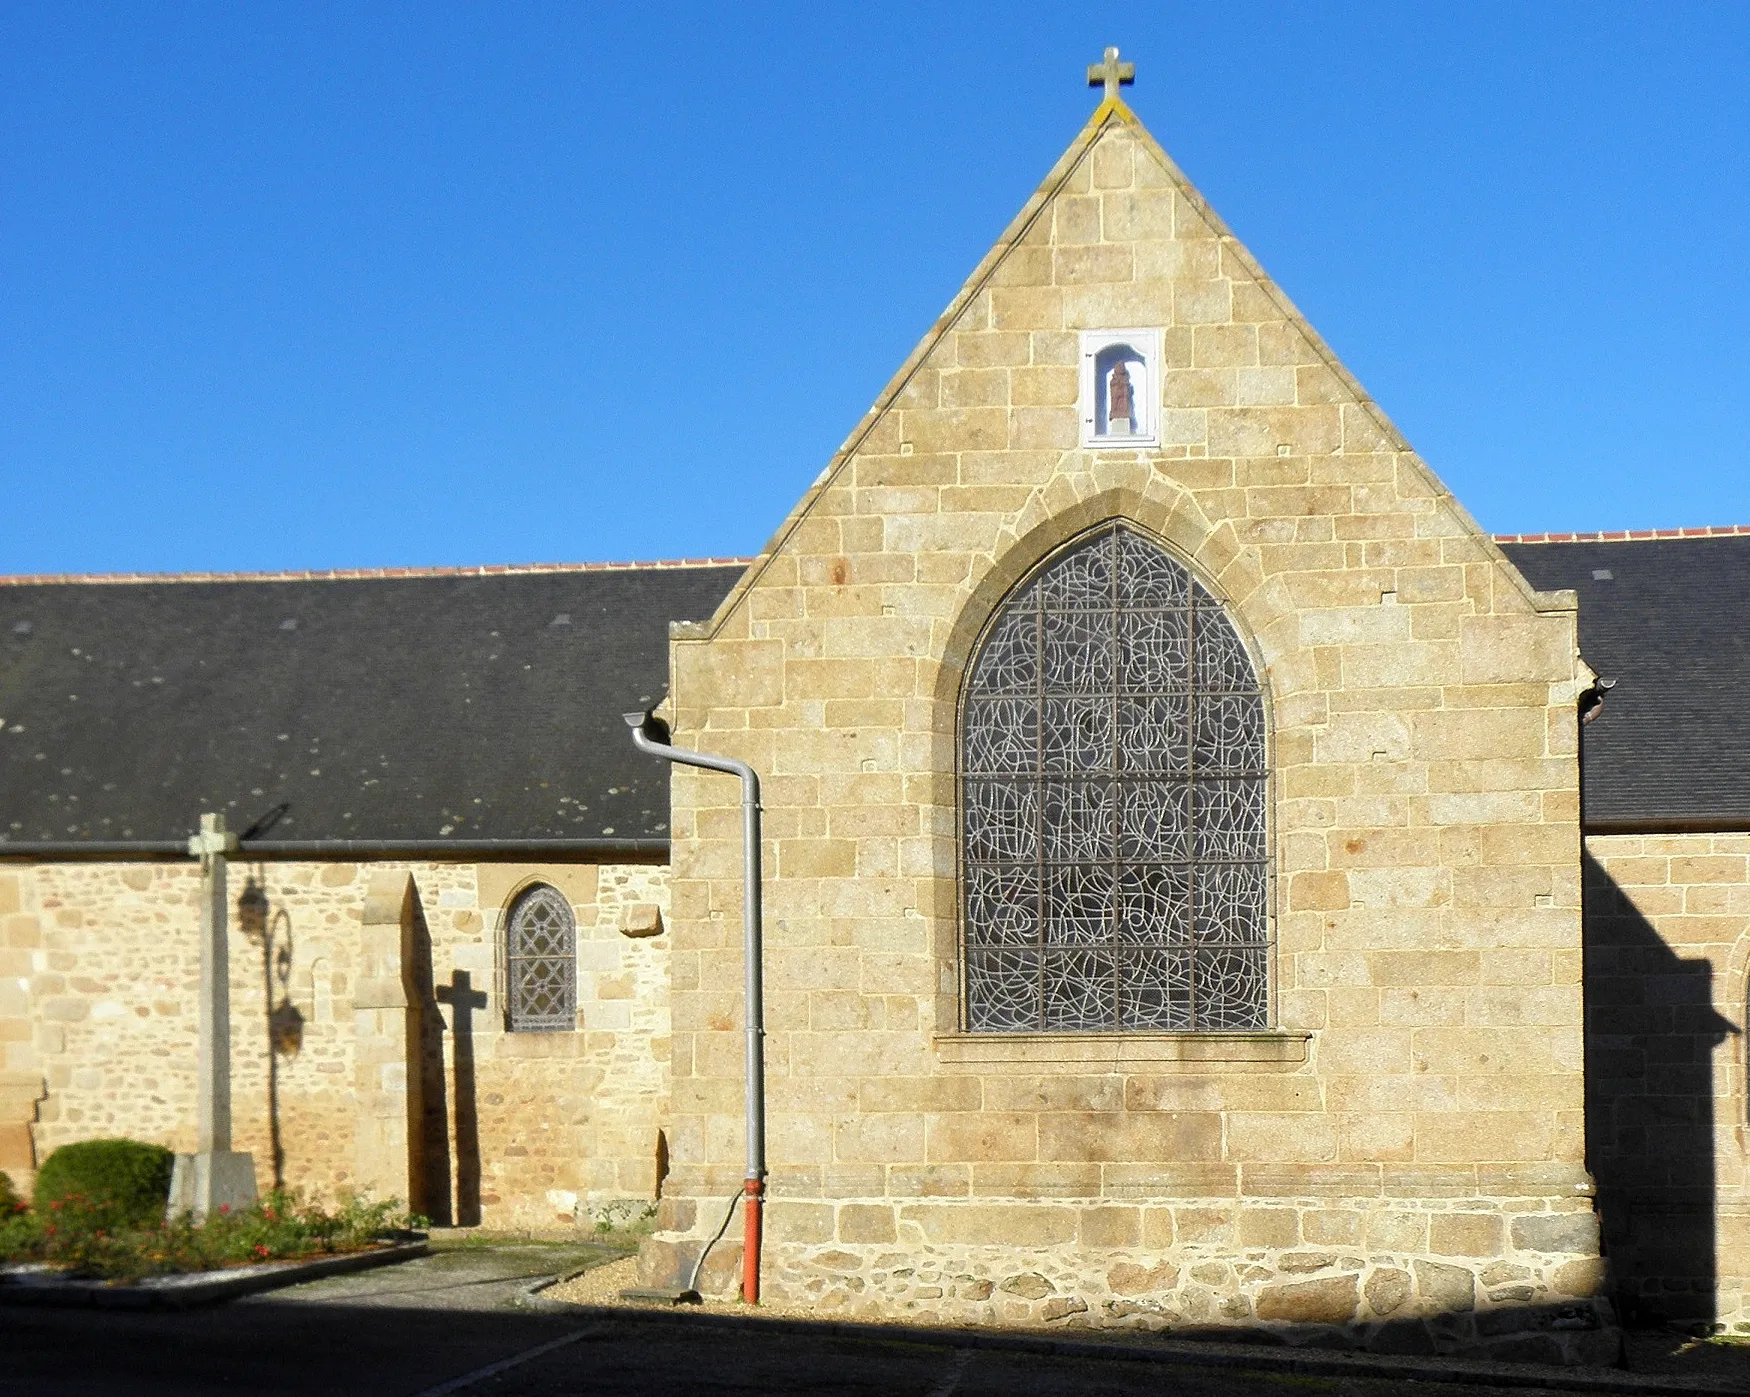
[957,522,1279,1039]
[1080,329,1160,448]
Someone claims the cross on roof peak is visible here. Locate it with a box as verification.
[1087,45,1135,103]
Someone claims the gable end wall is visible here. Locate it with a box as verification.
[652,112,1606,1359]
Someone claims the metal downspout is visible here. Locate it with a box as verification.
[625,710,765,1304]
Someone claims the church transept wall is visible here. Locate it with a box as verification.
[650,103,1607,1359]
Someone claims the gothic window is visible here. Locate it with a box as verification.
[505,884,576,1032]
[960,523,1269,1032]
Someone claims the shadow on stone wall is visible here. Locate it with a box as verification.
[436,970,486,1226]
[239,874,303,1194]
[1584,850,1737,1326]
[399,882,488,1229]
[1178,1303,1616,1366]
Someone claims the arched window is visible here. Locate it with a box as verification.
[505,884,576,1032]
[960,523,1269,1032]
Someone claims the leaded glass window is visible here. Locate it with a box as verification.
[505,884,576,1032]
[960,523,1269,1032]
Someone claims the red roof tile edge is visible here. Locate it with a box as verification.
[0,558,758,586]
[1495,525,1750,544]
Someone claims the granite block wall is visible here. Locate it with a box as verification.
[0,857,671,1228]
[1584,834,1750,1331]
[645,103,1605,1357]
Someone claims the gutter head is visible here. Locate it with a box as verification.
[623,709,672,744]
[1580,675,1619,726]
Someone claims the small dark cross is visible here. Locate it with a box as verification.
[436,968,488,1023]
[436,970,488,1226]
[1087,45,1135,102]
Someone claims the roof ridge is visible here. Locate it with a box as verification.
[0,558,756,586]
[1494,526,1750,544]
[18,525,1750,584]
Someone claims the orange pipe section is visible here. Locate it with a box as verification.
[742,1178,763,1304]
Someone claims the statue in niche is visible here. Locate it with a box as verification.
[1082,332,1159,447]
[1106,360,1135,434]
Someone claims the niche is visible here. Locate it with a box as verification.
[1080,329,1160,447]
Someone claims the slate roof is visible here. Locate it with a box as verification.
[1502,535,1750,831]
[0,564,744,851]
[4,534,1738,850]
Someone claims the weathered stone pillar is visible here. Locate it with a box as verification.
[0,1071,44,1186]
[353,870,421,1203]
[0,870,45,1193]
[167,813,258,1218]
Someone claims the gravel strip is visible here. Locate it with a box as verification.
[542,1258,644,1308]
[541,1259,831,1322]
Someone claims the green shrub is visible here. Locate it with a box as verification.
[0,1187,414,1280]
[34,1139,174,1230]
[0,1170,22,1216]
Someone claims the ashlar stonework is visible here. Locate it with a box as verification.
[642,97,1607,1361]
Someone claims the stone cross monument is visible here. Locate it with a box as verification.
[166,812,259,1218]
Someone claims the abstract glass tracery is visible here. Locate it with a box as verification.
[961,524,1269,1031]
[506,884,576,1032]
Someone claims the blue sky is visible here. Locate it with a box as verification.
[2,3,1747,573]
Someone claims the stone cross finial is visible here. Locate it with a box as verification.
[187,810,238,863]
[1087,45,1135,102]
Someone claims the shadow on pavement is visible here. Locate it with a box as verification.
[8,1245,1750,1396]
[0,1297,1591,1397]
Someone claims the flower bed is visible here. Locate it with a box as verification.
[0,1187,419,1282]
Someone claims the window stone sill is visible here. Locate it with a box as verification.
[496,1027,585,1057]
[933,1031,1311,1070]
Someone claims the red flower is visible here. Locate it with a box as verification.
[218,1205,230,1215]
[252,1244,270,1258]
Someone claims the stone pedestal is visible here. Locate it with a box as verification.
[167,1150,257,1219]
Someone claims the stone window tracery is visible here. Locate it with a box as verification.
[505,884,576,1032]
[959,523,1270,1032]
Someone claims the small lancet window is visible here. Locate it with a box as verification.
[959,523,1270,1032]
[1081,330,1160,447]
[505,884,576,1032]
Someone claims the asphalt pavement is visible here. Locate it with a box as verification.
[0,1245,1733,1397]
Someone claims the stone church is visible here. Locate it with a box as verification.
[3,64,1747,1361]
